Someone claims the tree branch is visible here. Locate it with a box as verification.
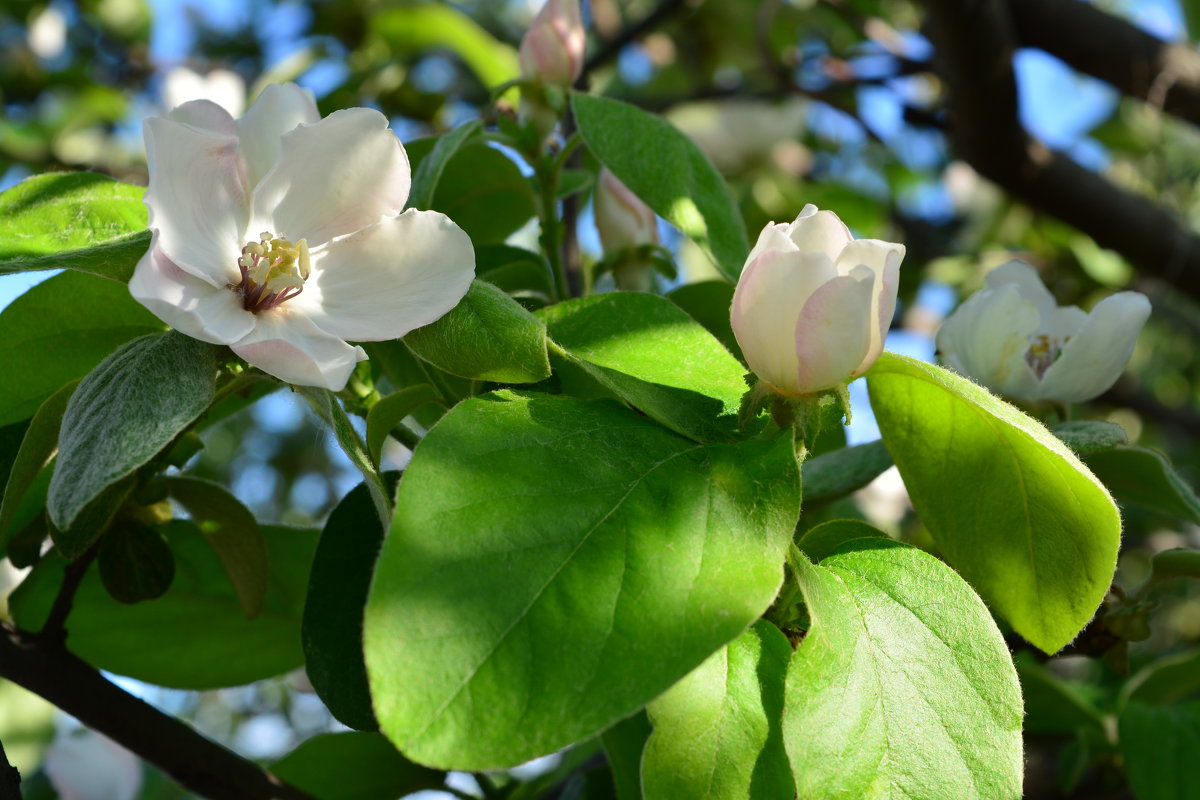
[0,624,316,800]
[1010,0,1200,128]
[920,0,1200,304]
[578,0,689,85]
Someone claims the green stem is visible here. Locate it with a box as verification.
[537,157,569,302]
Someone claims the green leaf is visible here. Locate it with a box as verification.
[796,518,889,563]
[304,482,389,732]
[299,388,391,530]
[0,380,78,546]
[1014,652,1106,736]
[406,121,482,211]
[48,332,218,551]
[1121,650,1200,708]
[572,94,749,280]
[538,293,749,443]
[366,385,439,467]
[162,476,269,619]
[866,352,1121,653]
[98,522,175,604]
[0,270,163,427]
[1150,548,1200,583]
[272,732,444,800]
[643,620,792,800]
[800,440,893,507]
[475,244,553,301]
[783,539,1024,799]
[666,280,741,360]
[407,139,536,244]
[372,2,519,91]
[405,280,551,384]
[1119,702,1200,800]
[1084,446,1200,525]
[1051,420,1128,453]
[9,522,317,688]
[602,713,651,800]
[364,391,800,769]
[0,172,150,282]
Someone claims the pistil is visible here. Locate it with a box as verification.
[233,232,309,312]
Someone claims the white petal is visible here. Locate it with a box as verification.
[732,248,836,393]
[166,99,237,137]
[854,247,903,378]
[745,222,797,266]
[833,239,906,278]
[985,259,1057,318]
[784,205,853,262]
[251,108,411,246]
[143,117,248,285]
[936,285,1041,399]
[1040,305,1087,339]
[292,210,475,341]
[231,311,367,390]
[129,240,255,345]
[792,266,877,394]
[1038,291,1151,403]
[236,83,319,187]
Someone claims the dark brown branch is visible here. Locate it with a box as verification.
[0,624,317,800]
[37,543,99,646]
[0,737,22,800]
[920,0,1200,305]
[1010,0,1200,127]
[578,0,688,85]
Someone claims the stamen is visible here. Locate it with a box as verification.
[231,231,310,312]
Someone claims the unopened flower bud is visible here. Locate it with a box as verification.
[936,259,1150,404]
[731,205,904,397]
[519,0,585,88]
[594,169,658,255]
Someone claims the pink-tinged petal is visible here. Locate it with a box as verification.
[291,209,475,341]
[744,222,797,266]
[985,259,1058,318]
[231,311,367,390]
[852,248,903,379]
[519,0,585,86]
[791,266,876,394]
[833,238,906,278]
[935,285,1041,399]
[784,204,853,262]
[167,99,237,137]
[143,117,249,285]
[236,83,320,187]
[129,241,255,345]
[732,248,836,393]
[1038,291,1151,403]
[251,108,411,246]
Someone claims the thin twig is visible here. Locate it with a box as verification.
[37,542,100,646]
[0,623,317,800]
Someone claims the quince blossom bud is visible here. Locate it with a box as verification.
[731,205,904,397]
[519,0,585,88]
[594,168,659,255]
[936,259,1150,404]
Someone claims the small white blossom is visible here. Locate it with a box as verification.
[130,83,475,390]
[731,205,904,396]
[936,259,1150,404]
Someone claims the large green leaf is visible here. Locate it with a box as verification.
[0,380,78,547]
[666,280,741,360]
[1119,702,1200,800]
[602,713,651,800]
[0,172,149,282]
[406,121,482,212]
[0,270,163,427]
[272,732,444,800]
[9,522,317,688]
[800,440,893,507]
[538,292,748,443]
[405,280,551,384]
[48,332,218,551]
[783,539,1024,799]
[364,391,800,769]
[643,620,792,800]
[867,353,1121,653]
[572,94,749,280]
[303,482,387,732]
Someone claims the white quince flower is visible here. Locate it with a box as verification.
[593,168,658,255]
[731,204,904,396]
[44,730,142,800]
[130,83,475,390]
[162,66,246,117]
[936,259,1150,404]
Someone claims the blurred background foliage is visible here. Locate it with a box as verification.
[1,0,1199,798]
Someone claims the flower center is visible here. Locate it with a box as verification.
[1025,333,1067,378]
[233,232,309,312]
